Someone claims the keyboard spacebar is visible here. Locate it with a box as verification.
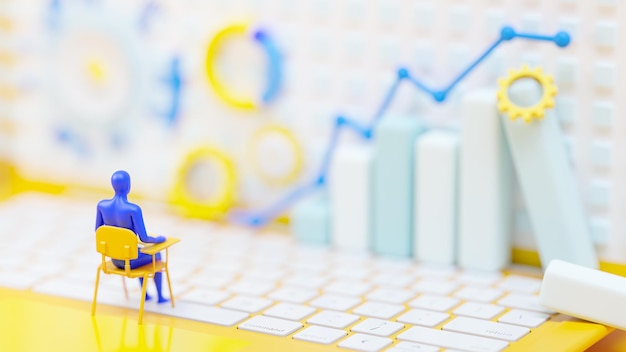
[397,326,509,352]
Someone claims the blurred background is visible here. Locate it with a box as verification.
[1,0,625,262]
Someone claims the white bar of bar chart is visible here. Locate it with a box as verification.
[329,145,372,252]
[414,131,459,265]
[501,82,597,270]
[458,90,512,271]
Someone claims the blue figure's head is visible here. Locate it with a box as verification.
[111,170,131,196]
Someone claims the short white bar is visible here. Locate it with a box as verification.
[414,131,458,265]
[501,82,597,269]
[329,145,373,252]
[458,90,512,271]
[540,260,626,330]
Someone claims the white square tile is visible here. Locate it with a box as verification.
[449,5,471,34]
[485,9,505,36]
[378,0,400,27]
[590,218,610,245]
[592,102,614,128]
[589,180,611,207]
[594,62,616,88]
[521,13,542,32]
[595,21,618,49]
[558,18,579,39]
[556,96,575,124]
[591,141,612,167]
[414,3,435,31]
[555,57,578,85]
[413,42,434,71]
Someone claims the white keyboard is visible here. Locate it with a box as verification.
[0,193,555,352]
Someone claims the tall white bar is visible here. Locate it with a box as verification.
[458,90,512,271]
[501,82,597,270]
[329,145,373,252]
[414,131,459,265]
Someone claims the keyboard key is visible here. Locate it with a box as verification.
[453,302,505,320]
[456,271,503,286]
[310,294,361,311]
[263,303,316,321]
[307,310,360,329]
[497,293,555,314]
[162,302,249,326]
[293,325,347,344]
[497,309,550,328]
[331,266,373,280]
[353,302,405,319]
[412,280,459,295]
[386,341,439,352]
[179,288,230,305]
[396,309,449,327]
[228,280,275,296]
[443,317,530,342]
[351,318,404,337]
[398,326,508,352]
[325,281,373,296]
[408,294,460,312]
[414,265,457,279]
[238,315,302,336]
[282,274,329,289]
[454,287,504,303]
[268,287,318,304]
[338,333,392,352]
[221,296,273,313]
[366,288,415,304]
[497,275,542,294]
[370,274,415,288]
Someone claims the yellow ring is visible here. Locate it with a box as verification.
[496,64,558,123]
[170,146,236,219]
[247,125,303,186]
[206,23,256,110]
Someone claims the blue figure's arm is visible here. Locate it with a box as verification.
[131,206,165,243]
[95,206,104,230]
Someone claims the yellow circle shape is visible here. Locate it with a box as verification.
[496,64,557,123]
[206,23,256,110]
[170,146,236,219]
[247,125,304,186]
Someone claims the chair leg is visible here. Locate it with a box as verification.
[121,277,129,300]
[138,274,149,325]
[91,268,101,316]
[165,269,175,308]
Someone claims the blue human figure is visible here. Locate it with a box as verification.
[95,170,169,303]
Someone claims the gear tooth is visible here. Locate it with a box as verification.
[535,67,543,74]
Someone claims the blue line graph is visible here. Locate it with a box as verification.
[228,26,570,227]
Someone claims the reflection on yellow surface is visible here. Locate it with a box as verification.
[0,296,249,352]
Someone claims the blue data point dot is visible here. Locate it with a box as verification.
[363,129,373,139]
[397,68,409,79]
[433,91,447,102]
[316,176,326,186]
[336,116,346,126]
[554,31,571,47]
[500,26,516,40]
[253,29,266,41]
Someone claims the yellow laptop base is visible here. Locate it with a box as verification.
[0,288,610,352]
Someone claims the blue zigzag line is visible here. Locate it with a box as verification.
[229,26,571,227]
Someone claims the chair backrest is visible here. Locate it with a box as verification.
[95,225,139,261]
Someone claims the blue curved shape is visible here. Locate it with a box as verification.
[254,29,283,104]
[229,26,571,227]
[161,57,183,127]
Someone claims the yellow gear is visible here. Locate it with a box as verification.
[496,65,557,123]
[170,146,236,220]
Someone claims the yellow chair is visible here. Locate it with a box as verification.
[91,225,180,324]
